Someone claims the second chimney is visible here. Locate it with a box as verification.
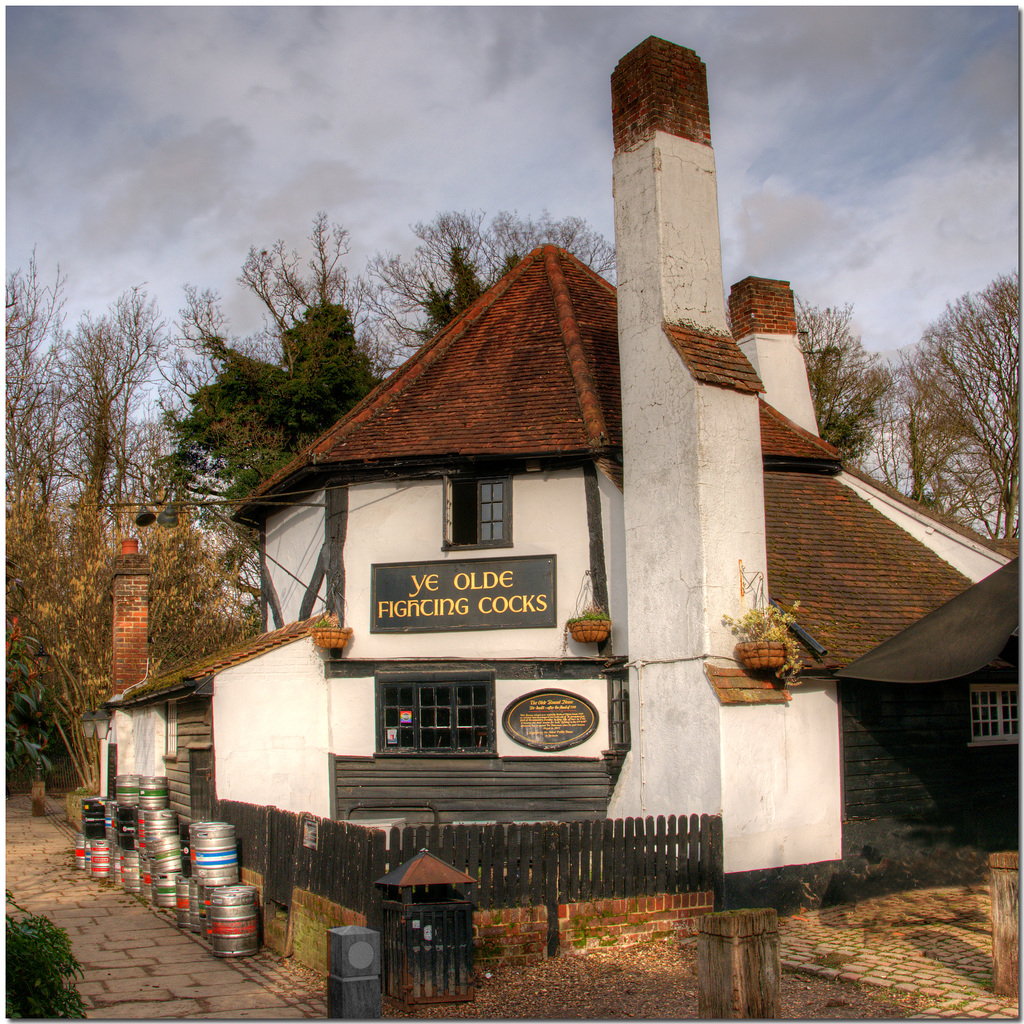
[112,538,150,696]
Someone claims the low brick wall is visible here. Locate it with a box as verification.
[559,892,713,953]
[290,888,366,975]
[473,892,714,963]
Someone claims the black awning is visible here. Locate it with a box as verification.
[836,558,1019,683]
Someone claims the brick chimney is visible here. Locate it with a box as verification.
[610,38,769,820]
[729,276,818,435]
[112,538,150,695]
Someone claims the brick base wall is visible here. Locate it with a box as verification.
[473,892,714,963]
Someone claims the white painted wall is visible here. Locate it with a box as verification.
[213,639,331,818]
[116,705,164,777]
[837,472,1009,582]
[720,683,843,873]
[343,470,600,660]
[265,490,326,624]
[737,332,818,436]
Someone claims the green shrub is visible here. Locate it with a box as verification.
[6,890,85,1018]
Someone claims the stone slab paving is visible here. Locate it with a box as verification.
[5,793,327,1019]
[779,886,1020,1019]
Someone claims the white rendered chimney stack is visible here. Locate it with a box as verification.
[729,276,819,435]
[610,38,769,819]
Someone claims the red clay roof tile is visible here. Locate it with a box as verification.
[662,322,764,395]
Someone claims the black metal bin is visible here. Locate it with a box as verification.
[375,850,476,1006]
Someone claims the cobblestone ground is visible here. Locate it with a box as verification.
[778,886,1019,1019]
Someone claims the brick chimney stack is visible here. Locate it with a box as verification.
[112,538,150,695]
[729,276,819,435]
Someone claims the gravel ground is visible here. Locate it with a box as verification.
[379,934,930,1019]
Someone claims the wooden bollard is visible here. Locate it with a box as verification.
[697,908,779,1018]
[990,851,1018,997]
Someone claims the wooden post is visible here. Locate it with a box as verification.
[990,851,1018,997]
[697,908,780,1018]
[30,778,46,817]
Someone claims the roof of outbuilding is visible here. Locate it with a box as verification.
[763,471,972,667]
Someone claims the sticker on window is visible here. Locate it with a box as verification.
[386,727,398,745]
[400,709,413,724]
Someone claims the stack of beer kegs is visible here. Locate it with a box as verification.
[189,822,251,953]
[116,775,140,892]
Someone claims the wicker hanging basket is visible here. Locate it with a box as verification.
[567,618,612,644]
[735,641,786,671]
[310,626,353,650]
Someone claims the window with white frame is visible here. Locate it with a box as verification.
[970,684,1018,744]
[165,701,178,758]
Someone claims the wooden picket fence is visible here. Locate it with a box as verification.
[216,799,723,934]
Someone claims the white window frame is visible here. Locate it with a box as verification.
[969,683,1018,746]
[164,700,178,760]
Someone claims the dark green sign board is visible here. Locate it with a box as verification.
[371,555,556,633]
[501,689,599,751]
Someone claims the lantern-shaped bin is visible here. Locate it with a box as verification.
[374,850,476,1007]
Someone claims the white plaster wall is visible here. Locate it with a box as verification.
[213,639,331,818]
[119,706,163,777]
[265,490,326,624]
[113,709,134,776]
[599,468,629,652]
[837,472,1009,582]
[720,683,842,873]
[327,676,377,757]
[737,333,818,435]
[342,470,597,660]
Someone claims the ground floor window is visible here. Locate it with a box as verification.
[377,672,494,754]
[970,683,1018,744]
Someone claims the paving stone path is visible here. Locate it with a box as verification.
[778,886,1019,1019]
[6,793,327,1018]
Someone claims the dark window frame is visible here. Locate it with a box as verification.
[443,476,512,550]
[375,671,497,756]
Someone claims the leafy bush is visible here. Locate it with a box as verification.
[6,890,85,1018]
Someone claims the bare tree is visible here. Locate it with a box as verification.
[915,271,1019,539]
[795,298,892,463]
[5,253,71,508]
[364,209,616,363]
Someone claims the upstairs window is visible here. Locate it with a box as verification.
[970,684,1018,745]
[445,477,511,549]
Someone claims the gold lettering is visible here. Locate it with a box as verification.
[478,596,493,614]
[535,594,548,612]
[455,598,469,615]
[482,571,498,589]
[395,600,407,617]
[409,573,439,597]
[378,601,391,619]
[454,573,470,591]
[523,595,536,612]
[492,595,508,613]
[499,571,513,588]
[509,595,523,613]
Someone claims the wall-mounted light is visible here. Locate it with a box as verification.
[80,708,111,742]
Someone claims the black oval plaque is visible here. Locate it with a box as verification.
[501,689,599,752]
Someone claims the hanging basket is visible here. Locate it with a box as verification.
[735,641,786,671]
[568,618,612,644]
[310,626,353,650]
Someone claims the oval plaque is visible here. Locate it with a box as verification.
[501,689,599,752]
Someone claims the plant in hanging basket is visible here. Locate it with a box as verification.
[722,602,802,679]
[564,604,612,645]
[309,615,353,651]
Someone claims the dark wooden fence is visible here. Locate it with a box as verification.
[216,799,723,934]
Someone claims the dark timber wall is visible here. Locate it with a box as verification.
[166,696,212,825]
[333,755,613,823]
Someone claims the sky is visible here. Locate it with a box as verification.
[6,6,1019,358]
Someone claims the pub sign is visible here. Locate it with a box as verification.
[371,555,556,632]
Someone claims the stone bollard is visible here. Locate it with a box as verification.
[697,908,779,1018]
[990,851,1018,997]
[30,779,46,817]
[328,925,381,1019]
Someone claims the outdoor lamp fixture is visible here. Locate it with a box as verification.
[80,709,111,742]
[135,506,157,527]
[35,647,50,673]
[155,504,179,527]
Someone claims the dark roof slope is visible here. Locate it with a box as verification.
[247,246,621,504]
[763,472,971,666]
[759,400,839,462]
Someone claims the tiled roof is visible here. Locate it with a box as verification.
[118,618,317,704]
[250,246,621,500]
[705,664,792,705]
[763,472,972,667]
[759,400,839,462]
[662,322,764,395]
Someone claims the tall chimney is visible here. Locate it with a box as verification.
[610,38,769,819]
[729,276,819,435]
[112,538,150,695]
